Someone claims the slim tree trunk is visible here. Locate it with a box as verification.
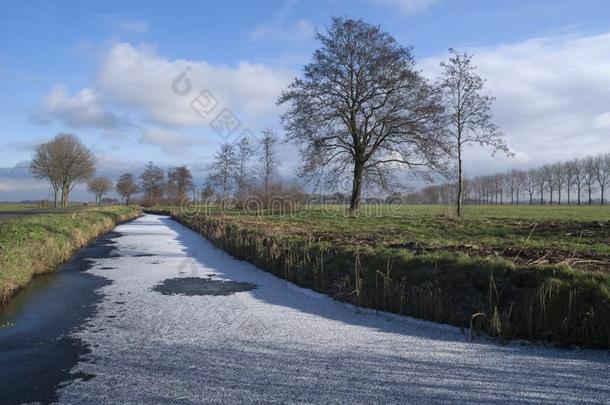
[456,149,463,216]
[349,159,364,212]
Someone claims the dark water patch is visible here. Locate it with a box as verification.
[0,228,122,404]
[153,277,257,296]
[100,266,116,270]
[134,253,155,257]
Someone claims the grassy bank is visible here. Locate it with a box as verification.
[151,205,610,348]
[0,203,37,212]
[0,206,140,304]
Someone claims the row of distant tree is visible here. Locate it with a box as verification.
[404,153,610,206]
[28,132,192,207]
[28,129,303,207]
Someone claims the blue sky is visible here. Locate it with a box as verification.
[1,0,610,200]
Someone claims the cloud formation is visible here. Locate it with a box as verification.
[421,32,610,175]
[138,127,208,155]
[31,85,126,129]
[96,43,294,128]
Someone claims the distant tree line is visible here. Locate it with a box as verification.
[29,132,196,207]
[204,130,305,209]
[402,153,610,206]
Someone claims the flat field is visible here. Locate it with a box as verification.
[0,203,37,212]
[180,204,610,271]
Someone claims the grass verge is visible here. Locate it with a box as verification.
[0,206,140,304]
[149,205,610,349]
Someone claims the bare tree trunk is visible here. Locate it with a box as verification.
[456,148,463,216]
[61,186,69,207]
[349,159,364,212]
[577,185,581,205]
[602,186,605,205]
[588,186,592,205]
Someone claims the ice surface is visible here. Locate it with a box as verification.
[58,214,610,404]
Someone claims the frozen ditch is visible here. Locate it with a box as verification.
[57,214,610,403]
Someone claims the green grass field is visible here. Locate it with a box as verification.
[171,204,610,271]
[0,203,37,212]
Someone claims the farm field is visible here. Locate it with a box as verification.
[0,204,96,221]
[0,203,37,212]
[163,204,610,271]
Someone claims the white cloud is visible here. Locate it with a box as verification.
[31,85,126,129]
[420,32,610,176]
[97,42,294,127]
[138,127,208,155]
[368,0,440,14]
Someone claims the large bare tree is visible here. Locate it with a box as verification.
[30,139,62,207]
[439,49,510,216]
[278,17,446,211]
[115,173,138,205]
[30,133,95,207]
[87,176,113,205]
